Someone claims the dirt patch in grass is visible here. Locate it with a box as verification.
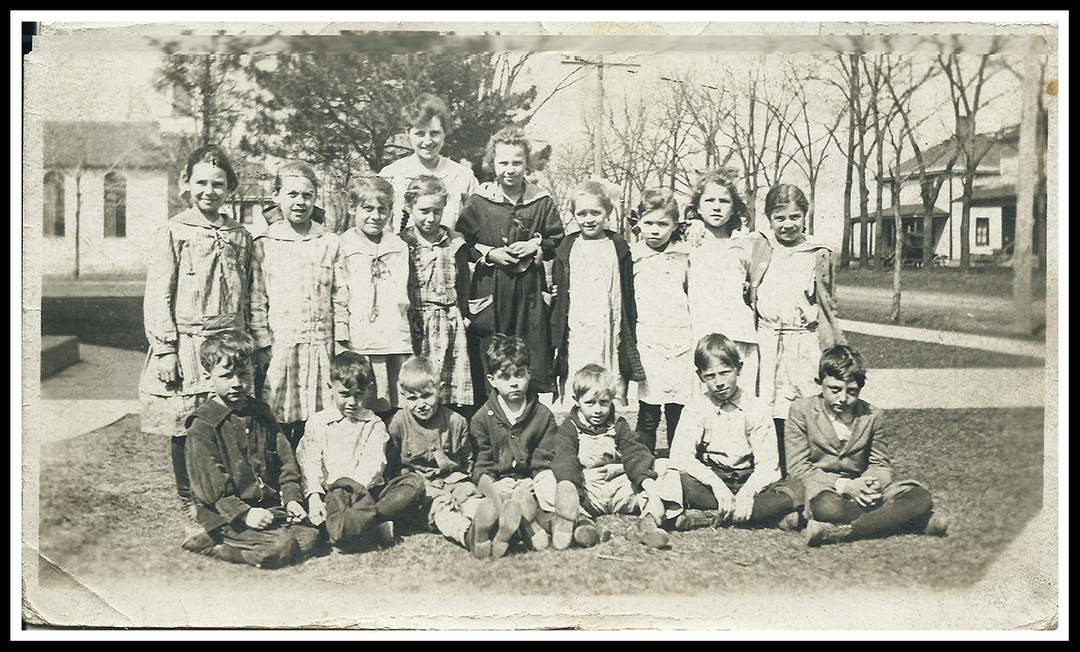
[33,407,1045,603]
[845,332,1045,369]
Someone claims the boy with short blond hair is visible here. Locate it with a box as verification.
[296,351,426,551]
[536,364,670,550]
[667,333,804,531]
[182,330,322,569]
[386,355,498,558]
[786,345,948,546]
[470,334,559,557]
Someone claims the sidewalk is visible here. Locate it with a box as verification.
[29,321,1050,444]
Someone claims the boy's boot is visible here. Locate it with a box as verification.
[923,508,950,538]
[372,519,397,546]
[552,480,580,550]
[777,508,805,532]
[477,475,502,509]
[673,509,721,531]
[805,519,854,547]
[626,514,670,549]
[513,483,549,551]
[491,499,522,558]
[180,527,216,554]
[467,497,499,559]
[572,518,603,548]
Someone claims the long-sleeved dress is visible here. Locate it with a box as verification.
[139,208,253,437]
[251,220,349,425]
[456,181,565,394]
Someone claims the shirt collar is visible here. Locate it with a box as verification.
[172,207,244,231]
[475,180,550,206]
[322,403,377,425]
[259,218,330,242]
[343,227,406,254]
[705,387,745,412]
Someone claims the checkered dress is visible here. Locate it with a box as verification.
[403,226,474,405]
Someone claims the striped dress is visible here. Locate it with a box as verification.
[251,220,350,424]
[139,208,253,437]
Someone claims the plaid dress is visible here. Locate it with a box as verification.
[402,225,474,405]
[251,220,349,424]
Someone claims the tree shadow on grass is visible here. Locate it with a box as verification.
[41,297,148,353]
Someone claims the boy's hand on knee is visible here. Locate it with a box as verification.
[307,494,326,526]
[845,477,883,507]
[712,484,736,520]
[732,494,755,523]
[286,500,307,524]
[245,507,275,530]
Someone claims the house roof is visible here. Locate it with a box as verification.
[44,121,174,170]
[885,124,1019,182]
[852,204,950,221]
[957,183,1017,206]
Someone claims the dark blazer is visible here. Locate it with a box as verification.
[185,397,304,531]
[784,395,894,501]
[549,230,646,396]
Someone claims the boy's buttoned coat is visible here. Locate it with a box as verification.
[470,393,558,484]
[784,395,894,502]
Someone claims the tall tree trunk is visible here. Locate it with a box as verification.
[891,180,903,322]
[807,180,816,236]
[959,170,974,271]
[873,139,884,270]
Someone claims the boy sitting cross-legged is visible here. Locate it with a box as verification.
[667,333,805,531]
[181,330,322,569]
[295,351,426,552]
[386,355,499,558]
[470,334,559,557]
[535,363,670,550]
[785,345,949,546]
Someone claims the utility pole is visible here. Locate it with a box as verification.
[561,55,641,177]
[1013,35,1044,335]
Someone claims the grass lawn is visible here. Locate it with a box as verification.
[836,266,1047,300]
[844,332,1045,369]
[36,406,1043,602]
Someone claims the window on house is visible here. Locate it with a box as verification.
[240,202,254,224]
[43,171,64,237]
[975,217,990,247]
[103,171,127,238]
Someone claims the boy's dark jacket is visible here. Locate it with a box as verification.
[185,397,304,531]
[549,230,647,396]
[550,407,658,493]
[470,392,557,484]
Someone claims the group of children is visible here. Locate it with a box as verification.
[140,93,947,570]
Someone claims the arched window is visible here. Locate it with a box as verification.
[104,171,126,238]
[43,171,64,237]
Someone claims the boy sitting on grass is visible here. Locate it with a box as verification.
[296,352,426,552]
[537,363,669,550]
[470,334,559,557]
[387,355,499,559]
[181,330,321,569]
[667,333,804,531]
[785,345,949,547]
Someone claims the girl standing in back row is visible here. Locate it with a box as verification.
[141,144,251,521]
[456,126,564,397]
[251,161,350,449]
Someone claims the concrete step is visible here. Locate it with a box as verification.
[41,335,79,379]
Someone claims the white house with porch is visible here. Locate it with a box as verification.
[849,123,1046,267]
